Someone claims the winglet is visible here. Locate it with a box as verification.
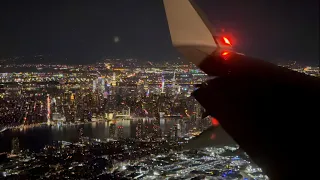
[163,0,232,66]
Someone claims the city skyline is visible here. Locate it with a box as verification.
[0,1,318,179]
[0,58,268,179]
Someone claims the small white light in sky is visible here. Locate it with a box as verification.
[113,36,120,43]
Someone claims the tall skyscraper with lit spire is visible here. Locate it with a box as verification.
[111,72,117,86]
[171,71,180,95]
[161,75,165,94]
[93,80,97,92]
[47,94,51,125]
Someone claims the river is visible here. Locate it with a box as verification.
[0,118,235,153]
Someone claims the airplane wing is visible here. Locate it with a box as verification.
[163,0,320,179]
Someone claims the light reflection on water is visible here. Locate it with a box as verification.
[0,118,212,152]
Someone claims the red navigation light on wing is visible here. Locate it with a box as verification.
[220,50,232,60]
[222,37,232,46]
[214,36,233,50]
[211,117,220,127]
[221,51,230,56]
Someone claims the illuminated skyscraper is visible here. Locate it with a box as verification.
[100,78,105,92]
[47,94,51,124]
[11,138,19,154]
[70,93,75,101]
[172,71,176,88]
[171,71,181,95]
[146,89,150,97]
[136,119,143,139]
[180,121,185,136]
[93,80,97,92]
[79,127,84,141]
[111,72,117,86]
[109,123,116,138]
[173,124,180,139]
[117,126,124,139]
[176,123,181,137]
[160,118,165,136]
[161,75,165,94]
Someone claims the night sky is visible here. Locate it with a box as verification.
[0,0,318,65]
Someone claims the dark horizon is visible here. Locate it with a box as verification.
[0,54,317,67]
[0,0,318,65]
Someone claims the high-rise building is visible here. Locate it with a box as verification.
[11,138,19,154]
[46,94,51,124]
[111,72,117,86]
[171,71,180,95]
[109,123,116,138]
[160,118,165,136]
[93,80,97,92]
[78,127,84,141]
[136,119,143,139]
[117,126,124,139]
[176,123,181,137]
[161,75,165,94]
[93,77,107,94]
[100,78,105,92]
[173,124,181,139]
[180,120,187,136]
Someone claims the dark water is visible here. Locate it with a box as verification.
[0,118,235,153]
